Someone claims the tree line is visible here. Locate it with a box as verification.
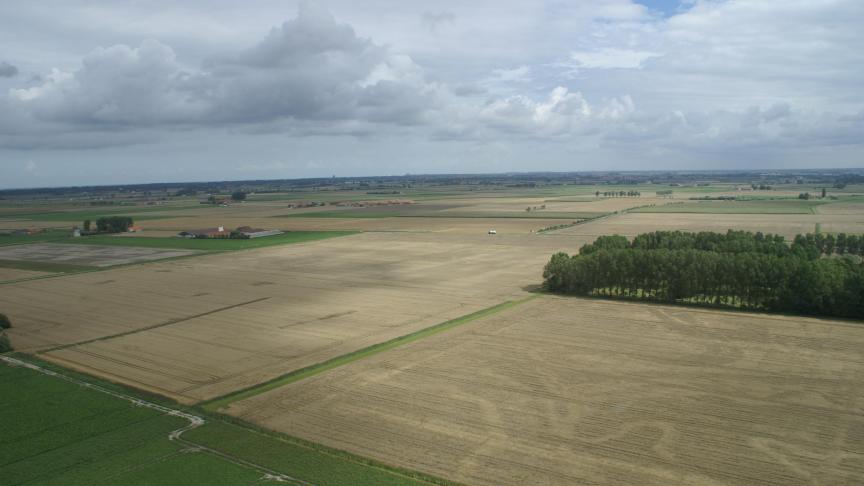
[543,230,864,319]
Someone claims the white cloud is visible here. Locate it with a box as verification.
[568,48,661,70]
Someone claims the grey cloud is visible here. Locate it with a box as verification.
[421,11,456,32]
[0,61,18,77]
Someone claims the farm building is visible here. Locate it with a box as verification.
[178,226,230,238]
[236,226,284,238]
[177,226,283,239]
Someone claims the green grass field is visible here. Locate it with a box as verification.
[0,362,260,486]
[1,357,451,485]
[0,230,72,246]
[630,199,830,214]
[56,231,355,251]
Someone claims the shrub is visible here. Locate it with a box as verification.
[0,313,9,329]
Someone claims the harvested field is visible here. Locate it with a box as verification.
[227,296,864,486]
[0,267,52,282]
[0,243,200,267]
[4,232,572,403]
[552,212,864,239]
[140,215,569,235]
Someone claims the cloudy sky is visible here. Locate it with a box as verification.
[1,0,862,188]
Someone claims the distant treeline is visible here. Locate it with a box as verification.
[543,230,864,319]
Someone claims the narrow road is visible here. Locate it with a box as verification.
[0,355,312,485]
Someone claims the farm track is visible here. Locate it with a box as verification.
[0,355,309,485]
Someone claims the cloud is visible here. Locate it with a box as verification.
[3,2,441,141]
[568,48,661,70]
[0,61,17,77]
[420,11,456,32]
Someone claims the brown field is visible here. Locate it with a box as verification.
[0,268,52,282]
[552,212,864,240]
[2,232,573,403]
[0,243,200,267]
[226,295,864,486]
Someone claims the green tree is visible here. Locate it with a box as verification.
[0,313,10,329]
[83,219,91,232]
[0,333,11,353]
[95,216,133,233]
[231,191,247,201]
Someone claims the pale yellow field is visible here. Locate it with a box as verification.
[0,268,52,282]
[3,232,573,403]
[227,295,864,486]
[552,212,864,240]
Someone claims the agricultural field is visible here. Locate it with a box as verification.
[0,359,261,486]
[0,356,441,486]
[0,243,200,268]
[551,212,864,239]
[225,295,864,486]
[630,199,830,214]
[3,232,572,403]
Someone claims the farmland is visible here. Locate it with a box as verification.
[3,174,864,485]
[3,232,570,403]
[0,356,442,486]
[0,359,260,486]
[225,296,864,486]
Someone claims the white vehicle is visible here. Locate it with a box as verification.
[488,229,497,235]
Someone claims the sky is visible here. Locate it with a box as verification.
[0,0,862,188]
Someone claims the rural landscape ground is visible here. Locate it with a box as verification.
[2,173,864,485]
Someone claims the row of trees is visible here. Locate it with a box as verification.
[544,231,864,319]
[580,230,864,260]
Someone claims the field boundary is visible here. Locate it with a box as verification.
[41,297,271,353]
[202,295,538,411]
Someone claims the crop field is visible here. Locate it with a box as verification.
[62,230,353,251]
[0,267,53,282]
[0,243,201,267]
[551,211,864,239]
[3,232,572,403]
[0,361,261,486]
[226,295,864,486]
[631,199,832,214]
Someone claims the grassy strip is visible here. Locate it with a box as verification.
[203,297,536,411]
[0,258,96,273]
[0,230,72,246]
[53,231,355,251]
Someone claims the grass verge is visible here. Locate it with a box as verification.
[202,296,536,411]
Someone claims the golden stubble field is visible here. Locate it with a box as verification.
[553,212,864,240]
[226,296,864,486]
[1,232,579,403]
